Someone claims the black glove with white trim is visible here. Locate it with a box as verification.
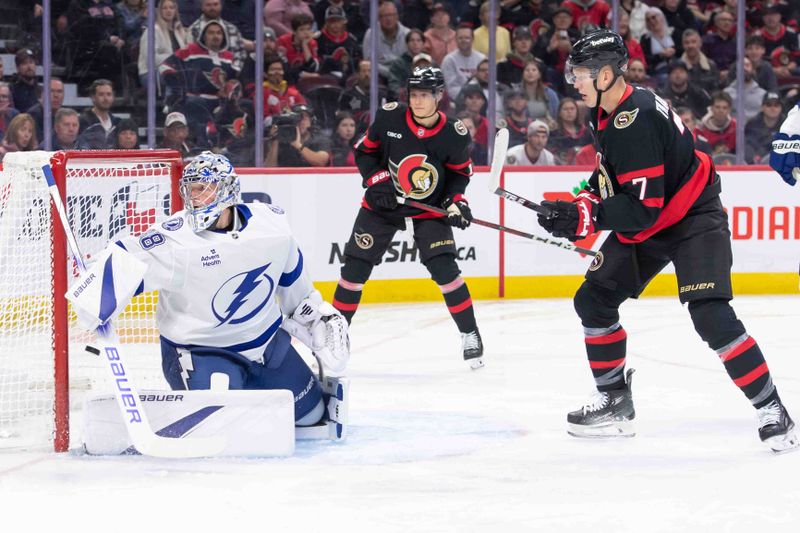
[442,194,472,229]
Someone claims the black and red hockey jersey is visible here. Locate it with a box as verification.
[354,102,474,218]
[583,84,715,243]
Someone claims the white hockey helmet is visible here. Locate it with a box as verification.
[180,151,241,232]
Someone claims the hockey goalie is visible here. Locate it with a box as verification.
[67,151,349,456]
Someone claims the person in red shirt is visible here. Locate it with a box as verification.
[276,13,319,83]
[561,0,610,31]
[257,56,307,118]
[695,91,736,155]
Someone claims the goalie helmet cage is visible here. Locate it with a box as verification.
[0,150,183,452]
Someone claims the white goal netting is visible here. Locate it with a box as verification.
[0,150,181,451]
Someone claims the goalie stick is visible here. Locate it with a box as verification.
[43,164,226,458]
[396,197,598,257]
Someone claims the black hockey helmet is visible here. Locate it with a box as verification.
[407,66,445,95]
[565,29,628,84]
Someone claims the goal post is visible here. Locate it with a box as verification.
[0,150,184,452]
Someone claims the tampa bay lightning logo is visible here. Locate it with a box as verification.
[162,217,184,231]
[211,264,274,327]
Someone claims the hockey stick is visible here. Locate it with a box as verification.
[397,197,598,257]
[487,128,555,217]
[43,164,226,458]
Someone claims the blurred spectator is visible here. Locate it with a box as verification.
[745,91,785,164]
[701,10,736,76]
[66,0,126,89]
[387,30,427,98]
[221,0,256,40]
[620,0,648,41]
[757,5,798,57]
[516,59,558,122]
[0,114,38,161]
[548,97,592,164]
[640,7,676,81]
[402,0,442,31]
[253,56,307,118]
[265,0,314,37]
[506,119,556,166]
[10,50,40,114]
[624,57,656,89]
[362,0,410,80]
[160,21,236,146]
[265,103,331,167]
[723,57,767,123]
[189,0,251,72]
[771,47,800,82]
[696,91,736,155]
[276,13,320,83]
[616,10,646,68]
[0,56,5,82]
[113,118,139,149]
[503,87,532,148]
[455,111,487,165]
[27,78,65,142]
[338,59,378,132]
[318,6,361,81]
[457,84,489,149]
[178,0,202,27]
[460,59,503,122]
[115,0,147,56]
[0,83,20,142]
[240,27,279,91]
[660,0,695,48]
[48,108,90,150]
[674,106,712,155]
[561,0,610,32]
[214,79,250,157]
[534,7,578,85]
[158,111,194,160]
[744,35,778,93]
[441,26,486,101]
[473,1,512,62]
[662,60,710,120]
[501,0,553,29]
[497,26,535,87]
[78,79,121,149]
[138,0,189,90]
[330,111,357,166]
[313,1,364,41]
[424,3,456,66]
[681,28,719,94]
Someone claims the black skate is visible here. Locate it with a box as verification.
[567,369,636,438]
[757,400,799,453]
[461,330,484,370]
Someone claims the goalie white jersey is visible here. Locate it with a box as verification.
[114,202,312,362]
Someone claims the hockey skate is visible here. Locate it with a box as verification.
[567,369,636,438]
[461,330,484,370]
[757,400,799,453]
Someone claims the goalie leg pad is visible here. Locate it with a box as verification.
[295,376,349,441]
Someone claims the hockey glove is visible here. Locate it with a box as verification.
[442,194,472,229]
[537,197,597,241]
[282,291,350,373]
[771,133,800,186]
[364,170,398,210]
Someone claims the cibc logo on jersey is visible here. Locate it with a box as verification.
[389,154,439,199]
[211,264,275,326]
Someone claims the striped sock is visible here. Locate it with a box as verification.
[716,334,778,408]
[332,278,363,324]
[440,277,477,333]
[585,323,627,391]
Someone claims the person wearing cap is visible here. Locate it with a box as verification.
[662,59,711,121]
[473,1,511,62]
[317,5,361,80]
[506,119,556,166]
[502,87,532,147]
[744,35,778,93]
[441,26,486,101]
[138,0,189,91]
[239,27,279,92]
[424,2,456,66]
[362,0,411,80]
[745,92,786,164]
[387,29,427,99]
[313,1,363,40]
[10,49,39,114]
[159,111,194,160]
[758,6,798,57]
[497,26,535,87]
[723,56,767,123]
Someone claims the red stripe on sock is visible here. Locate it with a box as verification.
[719,336,756,362]
[585,328,627,345]
[332,299,359,312]
[589,357,625,369]
[448,298,473,314]
[733,362,769,387]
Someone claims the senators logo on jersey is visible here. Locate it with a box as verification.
[389,154,439,199]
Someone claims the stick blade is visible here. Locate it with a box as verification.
[488,128,509,193]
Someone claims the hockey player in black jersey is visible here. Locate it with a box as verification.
[332,66,484,369]
[537,30,797,452]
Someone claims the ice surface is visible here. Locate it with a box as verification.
[1,296,799,532]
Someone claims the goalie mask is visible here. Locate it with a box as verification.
[180,151,241,232]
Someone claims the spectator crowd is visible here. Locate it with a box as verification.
[2,0,799,167]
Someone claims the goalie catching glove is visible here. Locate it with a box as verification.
[282,291,350,373]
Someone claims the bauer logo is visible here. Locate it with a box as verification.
[679,282,715,293]
[72,272,97,298]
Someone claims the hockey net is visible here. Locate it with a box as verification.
[0,150,183,452]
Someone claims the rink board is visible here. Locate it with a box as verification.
[237,166,798,301]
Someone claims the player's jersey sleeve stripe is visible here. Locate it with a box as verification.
[360,133,380,149]
[279,249,304,287]
[641,197,664,208]
[445,160,472,170]
[617,164,665,184]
